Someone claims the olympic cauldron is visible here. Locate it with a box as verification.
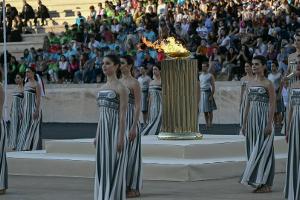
[143,37,203,140]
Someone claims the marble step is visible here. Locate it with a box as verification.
[45,135,288,159]
[7,150,288,181]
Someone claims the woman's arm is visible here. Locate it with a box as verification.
[129,80,141,141]
[278,76,284,100]
[35,82,41,112]
[286,101,293,143]
[0,86,3,118]
[266,82,276,134]
[229,54,237,63]
[240,79,245,108]
[210,74,215,95]
[118,84,128,152]
[33,81,41,120]
[241,86,250,133]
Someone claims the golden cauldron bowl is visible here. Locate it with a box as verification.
[166,52,191,59]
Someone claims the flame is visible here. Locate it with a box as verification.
[142,37,190,55]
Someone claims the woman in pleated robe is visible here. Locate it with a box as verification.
[284,59,300,200]
[119,55,142,198]
[94,54,128,200]
[240,55,276,193]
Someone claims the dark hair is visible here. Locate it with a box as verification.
[104,54,120,65]
[252,55,267,66]
[26,66,36,73]
[25,66,39,82]
[153,62,161,71]
[120,55,134,66]
[120,55,134,76]
[104,54,121,77]
[0,68,2,82]
[15,73,25,85]
[244,61,251,66]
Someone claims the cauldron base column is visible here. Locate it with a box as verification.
[157,59,203,140]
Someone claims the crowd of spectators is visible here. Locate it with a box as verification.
[3,0,300,84]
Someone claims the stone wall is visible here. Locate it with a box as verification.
[6,82,241,124]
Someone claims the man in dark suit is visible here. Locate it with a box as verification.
[35,0,50,26]
[20,0,35,26]
[6,4,18,29]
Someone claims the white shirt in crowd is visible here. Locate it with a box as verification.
[196,26,208,40]
[175,13,183,23]
[282,87,289,107]
[220,36,231,49]
[181,23,190,35]
[111,24,121,33]
[157,3,167,16]
[254,43,268,57]
[146,4,156,13]
[59,61,69,71]
[88,40,101,49]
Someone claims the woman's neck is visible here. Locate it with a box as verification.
[271,71,277,74]
[106,74,118,83]
[122,71,132,79]
[154,75,161,81]
[246,73,253,78]
[18,83,24,89]
[255,74,265,81]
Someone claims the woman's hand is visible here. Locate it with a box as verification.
[93,138,97,147]
[264,124,272,136]
[285,133,289,143]
[117,136,124,153]
[240,127,245,136]
[129,128,137,142]
[32,111,39,120]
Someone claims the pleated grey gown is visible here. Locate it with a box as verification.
[199,73,217,113]
[126,91,142,192]
[240,86,275,188]
[8,91,23,150]
[16,85,42,151]
[284,88,300,200]
[0,120,8,191]
[240,80,248,127]
[142,85,162,136]
[94,90,126,200]
[138,75,151,113]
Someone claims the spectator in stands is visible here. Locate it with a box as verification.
[21,49,32,66]
[69,55,79,81]
[88,6,97,22]
[75,11,86,26]
[74,53,90,83]
[157,0,167,16]
[20,0,35,26]
[91,48,105,83]
[36,54,48,80]
[8,56,19,84]
[97,3,105,17]
[14,16,24,34]
[58,55,69,83]
[223,47,239,81]
[35,0,50,26]
[6,4,18,29]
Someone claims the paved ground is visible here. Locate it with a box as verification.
[2,173,286,200]
[42,123,284,139]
